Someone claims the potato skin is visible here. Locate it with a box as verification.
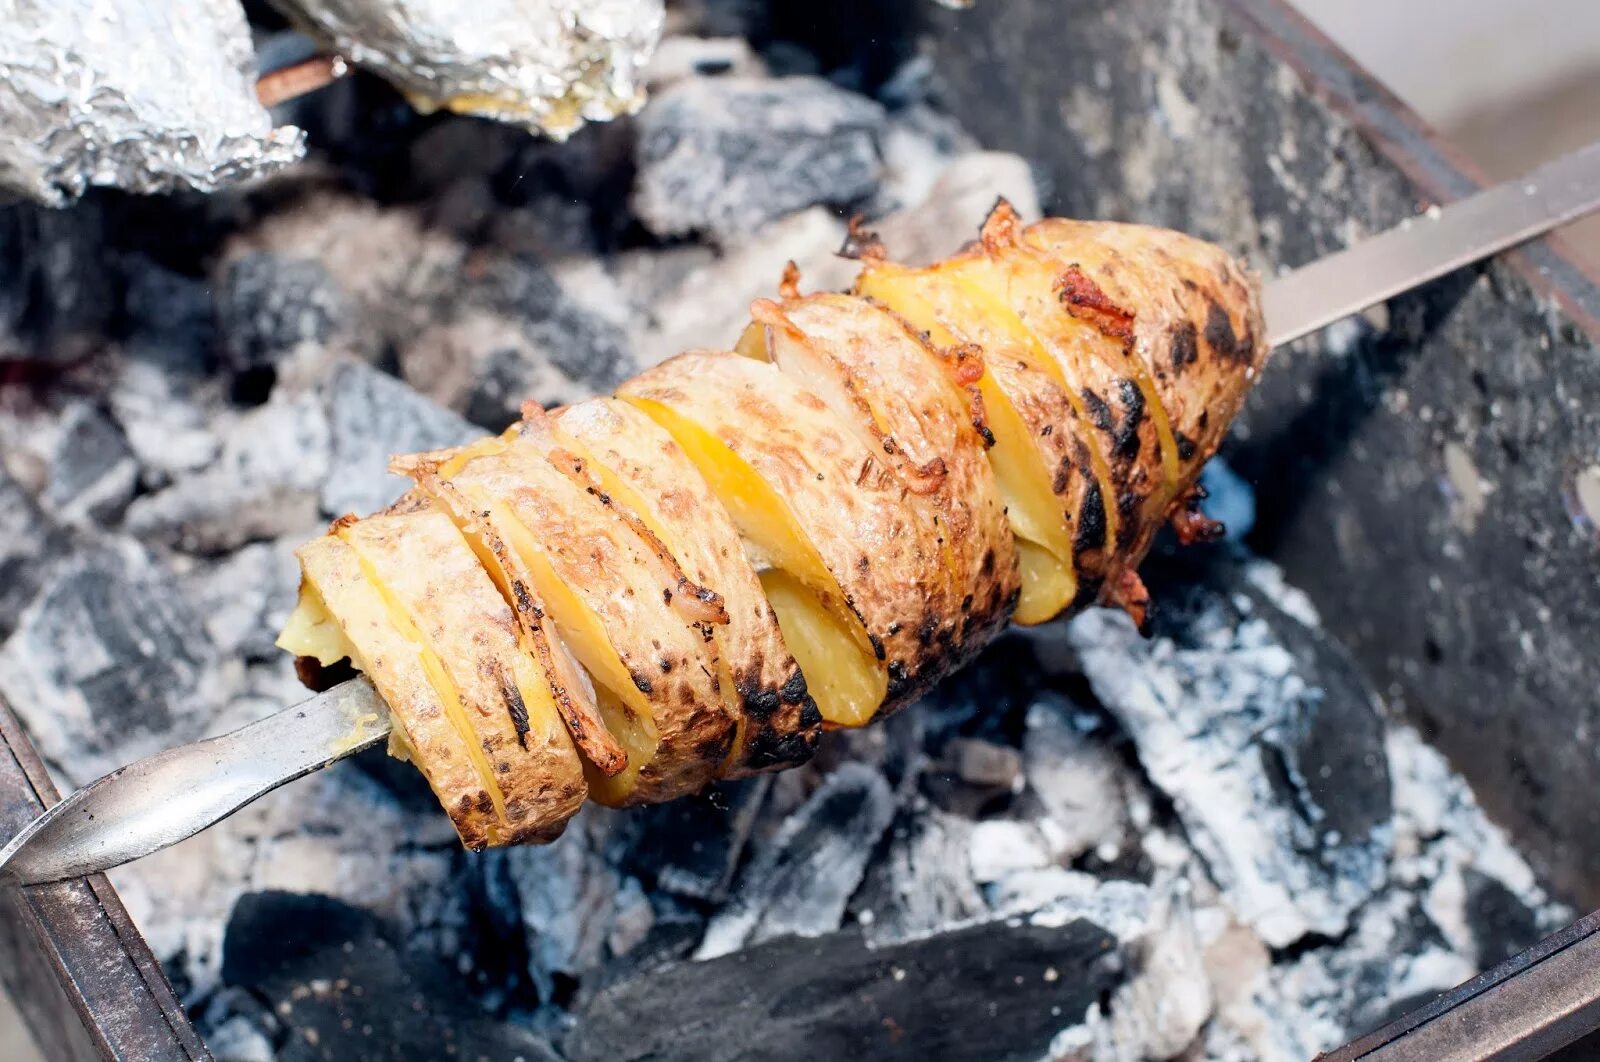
[426,424,738,805]
[621,351,977,715]
[294,533,497,850]
[554,398,822,775]
[750,292,1020,683]
[338,510,589,844]
[1022,218,1267,487]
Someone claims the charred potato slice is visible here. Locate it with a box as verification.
[742,291,1019,670]
[405,425,736,806]
[1022,218,1267,493]
[855,258,1108,620]
[552,397,823,775]
[338,510,588,843]
[621,351,952,723]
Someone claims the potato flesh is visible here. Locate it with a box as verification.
[855,266,1077,623]
[622,395,887,726]
[340,534,510,826]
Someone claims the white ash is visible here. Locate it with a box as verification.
[696,763,895,959]
[125,392,330,553]
[1061,580,1390,948]
[631,75,887,243]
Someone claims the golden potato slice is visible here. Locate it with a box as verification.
[337,510,588,844]
[1022,218,1267,491]
[742,291,1018,669]
[282,534,495,849]
[945,209,1172,568]
[553,397,822,775]
[404,424,737,806]
[855,258,1111,619]
[620,351,959,723]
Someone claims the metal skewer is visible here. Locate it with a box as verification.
[4,139,1600,889]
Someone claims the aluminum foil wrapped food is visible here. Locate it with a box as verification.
[0,0,305,205]
[270,0,665,139]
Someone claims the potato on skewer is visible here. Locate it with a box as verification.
[279,204,1268,848]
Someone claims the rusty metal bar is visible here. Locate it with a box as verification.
[0,695,208,1061]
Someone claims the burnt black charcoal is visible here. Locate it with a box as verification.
[126,393,330,552]
[0,199,114,363]
[0,538,219,783]
[221,891,562,1062]
[217,253,348,383]
[632,76,886,242]
[1064,548,1393,948]
[320,359,479,517]
[0,470,63,638]
[698,763,895,957]
[614,777,772,902]
[1462,867,1542,968]
[122,258,219,373]
[850,808,986,944]
[567,917,1120,1062]
[42,402,137,527]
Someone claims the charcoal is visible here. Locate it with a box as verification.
[968,819,1054,885]
[697,763,895,958]
[111,754,462,998]
[194,987,280,1062]
[1022,695,1132,864]
[122,258,218,373]
[125,393,330,552]
[614,776,771,902]
[180,539,302,661]
[1099,887,1212,1060]
[567,917,1121,1062]
[41,401,137,527]
[0,537,222,784]
[634,206,855,365]
[1061,554,1393,948]
[852,807,987,944]
[220,891,562,1062]
[217,252,350,379]
[0,469,63,637]
[108,354,225,483]
[501,810,631,998]
[0,200,114,363]
[398,254,635,429]
[631,75,886,242]
[319,360,479,518]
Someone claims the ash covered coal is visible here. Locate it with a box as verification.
[0,9,1573,1061]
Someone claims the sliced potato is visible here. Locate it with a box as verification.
[406,423,736,806]
[744,291,1018,669]
[552,397,822,775]
[619,387,887,727]
[1022,218,1266,488]
[621,351,954,722]
[856,258,1108,619]
[338,510,588,844]
[282,534,494,850]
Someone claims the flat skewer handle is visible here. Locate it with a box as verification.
[0,678,389,887]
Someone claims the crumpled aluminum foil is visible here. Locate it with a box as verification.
[271,0,664,139]
[0,0,305,206]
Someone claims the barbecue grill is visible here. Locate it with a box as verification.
[3,0,1599,1058]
